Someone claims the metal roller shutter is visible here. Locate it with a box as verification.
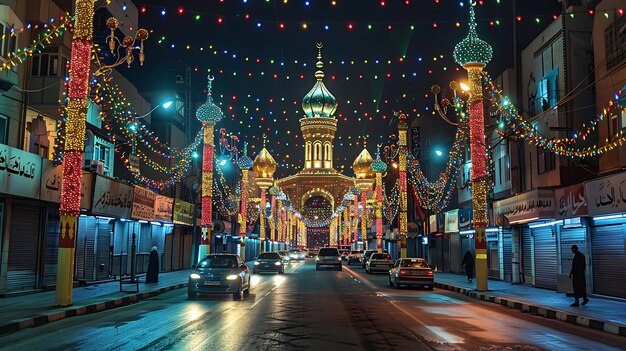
[591,225,626,298]
[450,234,461,273]
[442,236,450,272]
[173,228,182,270]
[521,226,533,284]
[502,229,513,281]
[76,217,96,281]
[559,227,586,275]
[533,226,557,289]
[6,205,41,291]
[95,221,112,280]
[183,231,192,269]
[42,210,60,287]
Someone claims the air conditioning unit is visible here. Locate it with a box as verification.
[83,159,104,173]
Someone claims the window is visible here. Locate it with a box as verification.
[93,137,114,176]
[34,143,49,159]
[535,68,559,113]
[0,115,6,144]
[537,147,556,174]
[620,94,626,131]
[605,13,626,70]
[31,53,64,77]
[0,22,18,59]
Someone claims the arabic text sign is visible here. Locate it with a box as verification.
[458,207,473,230]
[493,189,555,224]
[173,199,194,225]
[444,209,459,232]
[131,186,156,220]
[154,195,173,222]
[585,172,626,216]
[91,175,133,218]
[40,159,93,209]
[0,144,42,199]
[555,183,587,219]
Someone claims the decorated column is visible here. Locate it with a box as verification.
[352,188,360,249]
[353,146,375,252]
[360,192,368,250]
[343,202,350,246]
[252,143,277,253]
[453,0,493,291]
[371,147,388,253]
[397,113,409,259]
[56,0,95,306]
[237,143,253,261]
[196,76,225,261]
[269,186,279,250]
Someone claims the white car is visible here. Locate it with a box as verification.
[365,253,393,273]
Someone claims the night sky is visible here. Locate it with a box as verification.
[133,0,563,178]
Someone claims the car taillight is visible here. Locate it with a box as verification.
[399,270,406,275]
[338,257,342,261]
[427,271,433,277]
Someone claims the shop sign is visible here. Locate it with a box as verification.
[428,214,437,234]
[585,172,626,216]
[493,189,554,224]
[0,144,42,199]
[173,199,194,225]
[131,186,156,220]
[458,207,473,230]
[555,183,587,219]
[92,175,133,218]
[40,159,93,209]
[154,195,173,222]
[444,209,459,232]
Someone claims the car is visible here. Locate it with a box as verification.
[361,250,378,268]
[388,258,434,290]
[278,250,291,263]
[339,249,351,261]
[308,248,319,257]
[288,249,306,260]
[316,247,342,270]
[188,254,251,299]
[365,252,393,274]
[347,250,364,265]
[253,252,285,274]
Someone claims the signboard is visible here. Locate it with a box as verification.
[40,159,93,209]
[585,172,626,216]
[129,154,140,174]
[493,189,555,224]
[458,207,473,230]
[0,144,42,199]
[154,195,174,222]
[131,186,157,220]
[555,183,587,219]
[444,209,459,233]
[428,214,437,234]
[92,175,133,218]
[173,199,194,225]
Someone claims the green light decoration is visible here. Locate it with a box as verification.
[370,146,388,173]
[301,42,338,118]
[237,142,254,170]
[269,186,281,196]
[453,0,493,66]
[196,75,225,123]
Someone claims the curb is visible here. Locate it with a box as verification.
[434,282,626,337]
[0,283,187,336]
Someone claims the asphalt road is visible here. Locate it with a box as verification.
[1,259,624,351]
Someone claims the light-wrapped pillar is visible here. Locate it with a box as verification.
[371,147,388,253]
[361,192,368,250]
[237,145,253,261]
[398,113,409,258]
[56,0,94,306]
[353,193,359,249]
[259,188,266,252]
[453,1,493,291]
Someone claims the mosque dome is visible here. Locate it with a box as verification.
[352,148,374,179]
[253,147,277,179]
[301,43,338,118]
[196,76,224,123]
[453,2,493,67]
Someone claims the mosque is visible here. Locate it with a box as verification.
[251,44,376,247]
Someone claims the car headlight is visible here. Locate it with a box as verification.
[338,257,342,261]
[190,273,201,279]
[254,262,260,265]
[274,261,282,266]
[316,257,320,261]
[226,275,238,280]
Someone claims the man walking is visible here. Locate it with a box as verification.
[569,245,589,307]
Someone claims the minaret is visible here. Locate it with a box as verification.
[300,42,339,172]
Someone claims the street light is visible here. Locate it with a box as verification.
[459,82,471,92]
[135,99,173,120]
[129,99,174,174]
[435,149,443,157]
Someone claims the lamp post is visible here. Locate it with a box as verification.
[371,146,388,253]
[252,143,276,253]
[129,100,173,174]
[237,143,253,261]
[397,113,409,259]
[196,76,225,261]
[453,0,493,291]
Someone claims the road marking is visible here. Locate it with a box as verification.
[248,259,304,310]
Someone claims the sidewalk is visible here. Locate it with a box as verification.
[0,269,191,335]
[433,272,626,337]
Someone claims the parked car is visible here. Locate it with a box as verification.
[188,254,251,299]
[308,248,319,257]
[316,247,342,271]
[339,249,351,261]
[253,252,285,274]
[365,252,393,274]
[347,250,364,265]
[388,258,434,290]
[278,250,291,263]
[361,250,378,268]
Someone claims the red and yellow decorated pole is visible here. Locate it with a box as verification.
[360,191,368,250]
[269,186,279,249]
[353,190,359,249]
[371,147,387,253]
[259,188,267,251]
[196,76,225,261]
[237,144,253,261]
[56,0,95,307]
[252,144,277,253]
[397,113,409,258]
[454,0,493,291]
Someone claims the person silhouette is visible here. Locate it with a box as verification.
[569,245,589,307]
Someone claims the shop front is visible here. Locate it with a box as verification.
[167,198,194,270]
[444,209,459,274]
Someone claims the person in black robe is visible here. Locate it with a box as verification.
[146,246,159,283]
[569,245,589,307]
[461,251,474,283]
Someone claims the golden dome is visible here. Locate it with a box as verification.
[352,148,374,179]
[253,147,277,179]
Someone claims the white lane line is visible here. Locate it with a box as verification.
[248,259,305,310]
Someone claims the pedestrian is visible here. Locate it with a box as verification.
[461,251,474,283]
[146,246,159,284]
[569,245,589,307]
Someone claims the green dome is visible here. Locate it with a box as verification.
[302,43,338,118]
[237,142,254,170]
[196,76,224,123]
[453,2,493,67]
[370,147,388,173]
